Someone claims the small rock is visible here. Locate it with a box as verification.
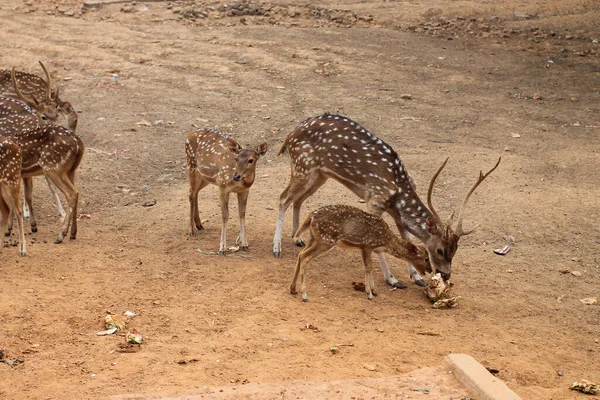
[153,120,164,126]
[532,93,543,100]
[571,271,582,277]
[580,297,597,305]
[363,363,377,371]
[557,370,564,376]
[153,300,161,305]
[400,94,412,100]
[64,10,75,17]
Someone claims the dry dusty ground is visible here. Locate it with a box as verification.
[0,0,599,399]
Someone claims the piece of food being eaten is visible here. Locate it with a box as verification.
[424,273,462,309]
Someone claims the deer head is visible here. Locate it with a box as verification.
[11,65,60,126]
[423,157,501,280]
[226,139,268,183]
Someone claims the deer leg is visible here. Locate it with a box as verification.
[366,203,408,289]
[273,175,311,258]
[2,185,26,256]
[45,172,78,244]
[23,177,37,233]
[188,171,208,235]
[0,196,9,252]
[291,174,327,246]
[218,189,230,255]
[291,240,332,302]
[46,176,66,221]
[397,225,427,287]
[237,191,249,250]
[361,248,376,300]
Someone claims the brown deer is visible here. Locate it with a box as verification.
[0,96,69,227]
[274,114,500,287]
[186,129,267,254]
[8,124,84,244]
[290,204,431,301]
[0,136,26,256]
[0,63,78,131]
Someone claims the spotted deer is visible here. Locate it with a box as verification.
[0,136,26,256]
[0,96,69,224]
[274,114,500,287]
[6,124,84,244]
[186,129,267,254]
[290,204,431,301]
[0,63,78,131]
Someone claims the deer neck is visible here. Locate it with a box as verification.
[392,192,433,241]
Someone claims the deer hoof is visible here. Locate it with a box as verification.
[413,278,427,287]
[19,251,26,257]
[54,237,64,244]
[69,234,77,240]
[31,226,38,233]
[273,251,283,259]
[290,288,297,295]
[240,245,249,251]
[295,239,305,247]
[302,297,308,303]
[218,250,227,256]
[391,281,408,289]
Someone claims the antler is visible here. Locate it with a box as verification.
[11,67,37,107]
[427,157,449,223]
[38,61,53,102]
[454,157,502,236]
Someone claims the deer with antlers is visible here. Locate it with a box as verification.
[290,204,431,301]
[0,62,78,131]
[186,129,267,254]
[0,136,26,256]
[273,114,500,287]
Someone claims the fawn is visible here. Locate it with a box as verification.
[290,205,431,301]
[186,129,267,254]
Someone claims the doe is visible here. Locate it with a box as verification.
[186,129,267,254]
[290,204,431,301]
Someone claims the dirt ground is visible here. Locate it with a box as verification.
[1,0,599,399]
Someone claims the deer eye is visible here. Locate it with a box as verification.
[437,249,444,256]
[248,159,254,164]
[41,115,48,120]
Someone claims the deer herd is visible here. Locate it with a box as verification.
[1,61,501,302]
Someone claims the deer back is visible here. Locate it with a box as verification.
[12,125,84,177]
[0,97,40,136]
[308,205,396,248]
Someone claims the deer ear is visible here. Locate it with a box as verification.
[255,142,268,157]
[426,218,438,235]
[226,139,242,154]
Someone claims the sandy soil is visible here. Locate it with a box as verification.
[0,0,599,399]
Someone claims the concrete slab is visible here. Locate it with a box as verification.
[446,354,522,400]
[83,0,170,9]
[112,366,470,399]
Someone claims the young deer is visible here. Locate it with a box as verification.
[290,205,431,301]
[186,129,267,254]
[10,124,84,244]
[0,96,69,225]
[0,63,78,131]
[274,114,500,287]
[0,136,26,256]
